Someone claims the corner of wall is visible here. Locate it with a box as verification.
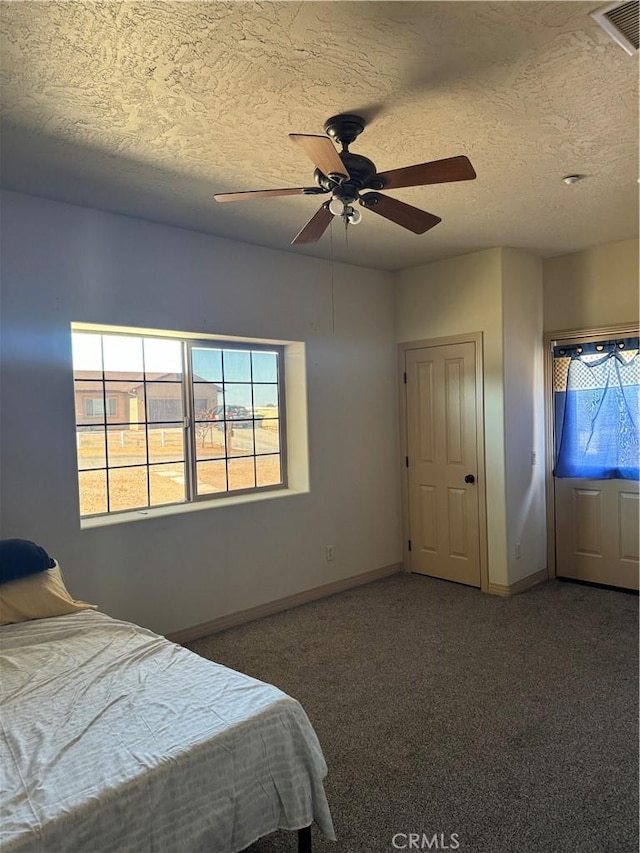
[501,249,547,587]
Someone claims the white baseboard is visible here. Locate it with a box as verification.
[167,563,402,644]
[487,568,548,597]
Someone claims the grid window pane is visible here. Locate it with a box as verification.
[195,422,226,460]
[72,333,103,373]
[78,469,108,516]
[109,467,149,512]
[73,331,285,517]
[253,384,278,411]
[256,454,282,487]
[103,381,138,395]
[147,424,185,464]
[144,382,184,422]
[107,425,147,468]
[144,338,182,377]
[252,351,278,383]
[227,422,254,457]
[103,335,144,381]
[75,382,140,425]
[223,383,252,411]
[102,381,141,423]
[77,428,106,470]
[223,349,251,382]
[75,383,107,425]
[255,419,280,454]
[196,460,227,494]
[192,348,222,382]
[192,384,220,417]
[149,463,186,506]
[228,457,256,491]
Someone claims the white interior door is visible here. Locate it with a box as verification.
[405,342,481,587]
[555,478,639,589]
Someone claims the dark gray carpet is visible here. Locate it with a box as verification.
[187,574,639,853]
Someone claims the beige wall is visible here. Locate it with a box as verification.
[2,187,634,625]
[396,247,547,588]
[396,239,637,589]
[0,191,401,636]
[543,238,639,332]
[502,249,546,585]
[395,248,510,585]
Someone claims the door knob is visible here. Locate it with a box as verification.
[464,474,475,484]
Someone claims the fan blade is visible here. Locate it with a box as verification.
[375,155,476,190]
[291,203,334,245]
[360,192,441,234]
[214,187,314,203]
[289,134,349,178]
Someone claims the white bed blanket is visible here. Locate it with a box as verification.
[0,611,335,852]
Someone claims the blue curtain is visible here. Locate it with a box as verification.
[554,343,639,480]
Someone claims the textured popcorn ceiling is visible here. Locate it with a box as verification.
[1,1,638,271]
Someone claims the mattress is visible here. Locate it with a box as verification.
[0,610,335,852]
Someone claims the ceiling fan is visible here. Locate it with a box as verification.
[213,113,477,245]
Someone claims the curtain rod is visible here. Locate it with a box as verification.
[553,337,638,357]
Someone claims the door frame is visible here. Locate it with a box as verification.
[398,332,489,592]
[543,322,639,579]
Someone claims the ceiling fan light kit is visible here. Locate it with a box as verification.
[328,197,362,225]
[213,113,477,245]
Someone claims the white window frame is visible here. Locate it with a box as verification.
[72,323,309,528]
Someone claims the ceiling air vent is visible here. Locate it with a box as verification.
[591,1,639,54]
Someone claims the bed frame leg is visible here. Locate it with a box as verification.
[297,826,312,853]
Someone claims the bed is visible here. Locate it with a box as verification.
[0,608,335,853]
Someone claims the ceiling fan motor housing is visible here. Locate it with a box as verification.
[314,152,383,199]
[323,113,365,147]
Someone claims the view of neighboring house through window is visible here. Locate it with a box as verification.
[72,328,285,517]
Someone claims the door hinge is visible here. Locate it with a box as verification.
[405,456,409,468]
[408,539,412,552]
[403,372,407,384]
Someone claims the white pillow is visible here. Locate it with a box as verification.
[0,561,97,625]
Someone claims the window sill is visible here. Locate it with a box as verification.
[80,486,310,529]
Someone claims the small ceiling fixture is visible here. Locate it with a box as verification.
[562,174,586,185]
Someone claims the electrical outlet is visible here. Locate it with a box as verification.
[325,545,334,562]
[514,542,521,559]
